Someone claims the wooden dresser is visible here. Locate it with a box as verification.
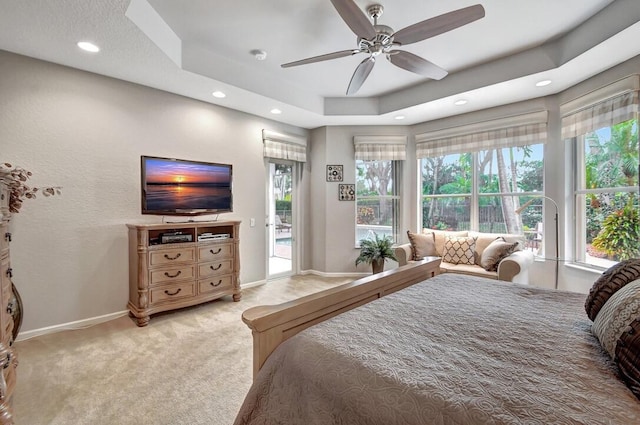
[127,220,241,326]
[0,181,18,424]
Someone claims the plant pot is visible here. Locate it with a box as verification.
[372,260,384,274]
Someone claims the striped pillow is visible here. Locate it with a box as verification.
[592,279,640,358]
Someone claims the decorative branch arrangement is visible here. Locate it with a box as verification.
[0,163,62,213]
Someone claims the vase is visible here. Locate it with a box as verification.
[372,260,384,274]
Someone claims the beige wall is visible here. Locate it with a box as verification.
[4,47,639,334]
[1,50,307,332]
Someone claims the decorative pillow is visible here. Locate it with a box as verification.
[592,279,640,358]
[480,237,519,271]
[423,229,468,257]
[407,231,436,261]
[442,235,477,265]
[616,318,640,400]
[585,259,640,321]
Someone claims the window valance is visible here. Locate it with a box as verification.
[561,89,639,140]
[262,129,307,162]
[415,111,548,158]
[353,135,407,161]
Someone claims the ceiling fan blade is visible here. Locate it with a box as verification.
[330,0,376,40]
[281,49,362,68]
[393,4,485,45]
[388,51,448,80]
[346,56,375,95]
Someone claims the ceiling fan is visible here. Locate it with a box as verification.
[281,0,485,95]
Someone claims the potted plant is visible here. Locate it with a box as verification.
[355,232,397,274]
[0,163,61,340]
[0,162,61,214]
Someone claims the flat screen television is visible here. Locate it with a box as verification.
[141,155,233,216]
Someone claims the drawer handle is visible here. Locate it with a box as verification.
[164,270,182,278]
[210,280,222,287]
[210,248,222,255]
[6,302,13,316]
[5,268,11,279]
[164,253,181,260]
[210,264,222,271]
[3,353,10,369]
[164,288,182,296]
[4,232,10,242]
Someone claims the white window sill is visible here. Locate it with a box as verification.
[565,262,606,275]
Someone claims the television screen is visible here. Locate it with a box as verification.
[141,156,233,216]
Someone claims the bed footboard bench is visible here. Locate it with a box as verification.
[242,257,441,377]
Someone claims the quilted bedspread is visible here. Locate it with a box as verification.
[234,274,640,425]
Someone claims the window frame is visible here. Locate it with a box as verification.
[419,145,545,240]
[355,159,401,246]
[572,120,639,268]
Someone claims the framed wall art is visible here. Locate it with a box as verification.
[338,184,355,201]
[326,165,343,182]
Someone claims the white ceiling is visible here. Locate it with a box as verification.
[1,0,639,129]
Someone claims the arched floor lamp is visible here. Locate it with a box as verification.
[515,195,559,289]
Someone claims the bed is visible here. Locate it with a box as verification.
[235,259,640,424]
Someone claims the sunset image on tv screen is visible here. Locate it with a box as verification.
[143,157,232,213]
[145,158,231,186]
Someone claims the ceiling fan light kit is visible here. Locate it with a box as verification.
[281,0,485,95]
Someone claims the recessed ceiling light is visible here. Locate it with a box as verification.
[270,108,282,114]
[77,41,100,53]
[536,79,552,87]
[212,91,226,98]
[394,115,405,120]
[251,49,267,61]
[454,99,468,106]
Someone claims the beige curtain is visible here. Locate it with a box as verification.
[353,135,407,161]
[561,90,639,140]
[415,111,548,158]
[262,129,307,162]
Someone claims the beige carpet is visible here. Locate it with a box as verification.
[13,275,352,425]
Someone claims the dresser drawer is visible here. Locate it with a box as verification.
[150,282,195,304]
[198,244,232,262]
[150,265,195,285]
[198,259,233,278]
[198,275,233,295]
[149,247,196,266]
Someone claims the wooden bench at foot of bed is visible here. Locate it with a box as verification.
[241,257,441,378]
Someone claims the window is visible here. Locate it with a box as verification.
[562,82,640,268]
[356,160,400,245]
[421,146,544,247]
[574,119,639,267]
[421,153,471,231]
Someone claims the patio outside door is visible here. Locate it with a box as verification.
[267,161,294,277]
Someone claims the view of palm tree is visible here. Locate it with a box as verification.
[582,119,639,263]
[421,145,544,239]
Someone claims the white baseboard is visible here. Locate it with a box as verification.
[17,310,130,342]
[300,269,368,278]
[240,279,267,289]
[17,274,360,341]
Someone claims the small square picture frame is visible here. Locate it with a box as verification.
[339,184,355,201]
[326,164,344,182]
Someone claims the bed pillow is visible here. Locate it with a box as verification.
[407,231,436,261]
[616,318,640,400]
[585,259,640,321]
[591,278,640,400]
[480,237,519,271]
[442,235,476,265]
[591,279,640,358]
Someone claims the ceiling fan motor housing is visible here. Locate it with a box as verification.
[358,24,394,55]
